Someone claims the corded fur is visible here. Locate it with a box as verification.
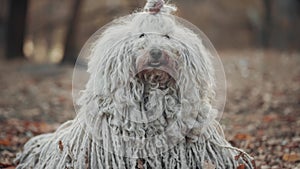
[15,1,254,168]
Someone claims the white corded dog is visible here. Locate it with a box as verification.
[16,0,254,168]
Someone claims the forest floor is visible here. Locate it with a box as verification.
[0,50,299,169]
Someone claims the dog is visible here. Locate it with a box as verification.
[16,0,254,168]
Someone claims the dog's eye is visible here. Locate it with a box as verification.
[139,33,145,38]
[164,34,170,39]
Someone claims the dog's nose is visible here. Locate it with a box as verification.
[149,48,162,60]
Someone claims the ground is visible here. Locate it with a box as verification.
[0,50,299,169]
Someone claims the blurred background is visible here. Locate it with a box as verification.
[0,0,300,62]
[0,0,299,168]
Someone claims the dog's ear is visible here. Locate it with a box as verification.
[84,23,134,97]
[175,27,215,102]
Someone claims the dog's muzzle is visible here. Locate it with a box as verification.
[135,48,179,86]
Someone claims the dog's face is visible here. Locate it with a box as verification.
[132,15,195,91]
[134,33,178,89]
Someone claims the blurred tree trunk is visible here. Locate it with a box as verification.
[262,0,272,48]
[61,0,83,64]
[5,0,28,59]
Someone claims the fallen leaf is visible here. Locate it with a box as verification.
[24,121,55,133]
[0,138,11,146]
[251,160,256,168]
[0,162,16,168]
[234,133,252,140]
[235,152,246,161]
[58,140,63,151]
[237,164,245,169]
[262,114,278,123]
[282,153,300,162]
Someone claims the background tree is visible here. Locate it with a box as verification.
[61,0,83,64]
[262,0,272,49]
[5,0,28,59]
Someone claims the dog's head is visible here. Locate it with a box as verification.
[86,13,215,101]
[76,4,224,157]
